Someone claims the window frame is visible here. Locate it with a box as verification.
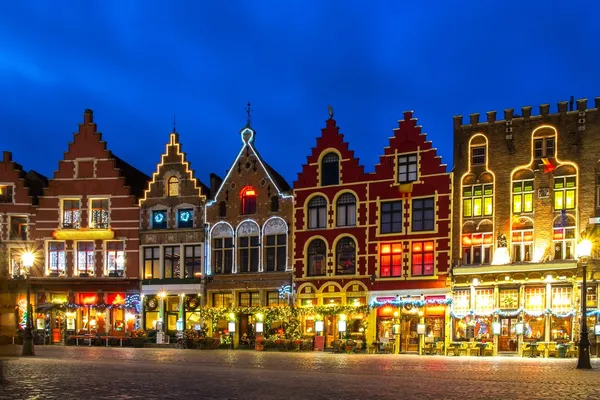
[177,208,194,229]
[512,180,534,214]
[397,153,418,183]
[471,146,486,166]
[89,198,109,229]
[335,237,356,275]
[380,243,403,277]
[380,200,403,234]
[9,215,28,240]
[143,246,160,279]
[267,291,286,307]
[0,184,14,203]
[167,176,179,197]
[163,245,181,279]
[411,197,435,232]
[307,239,326,276]
[265,234,286,272]
[106,241,125,277]
[76,241,95,275]
[321,152,340,186]
[461,233,493,265]
[213,237,233,274]
[511,229,533,262]
[241,187,257,215]
[411,241,435,276]
[308,196,327,229]
[239,292,260,307]
[462,184,493,218]
[238,235,260,273]
[48,241,66,276]
[62,199,81,229]
[553,175,577,211]
[336,193,356,227]
[151,209,168,229]
[553,225,576,261]
[534,137,555,159]
[184,245,202,278]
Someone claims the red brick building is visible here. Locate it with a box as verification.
[294,110,451,351]
[31,109,148,342]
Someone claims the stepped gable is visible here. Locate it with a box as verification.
[0,151,45,206]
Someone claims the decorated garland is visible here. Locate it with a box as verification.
[451,307,579,319]
[370,298,452,308]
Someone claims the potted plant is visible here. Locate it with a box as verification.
[183,329,198,349]
[131,329,145,348]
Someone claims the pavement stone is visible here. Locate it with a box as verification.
[1,345,600,399]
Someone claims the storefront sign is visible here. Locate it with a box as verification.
[78,293,98,305]
[338,320,347,332]
[228,322,236,333]
[106,293,126,305]
[256,322,264,333]
[53,228,115,240]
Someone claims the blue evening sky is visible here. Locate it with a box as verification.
[1,1,599,186]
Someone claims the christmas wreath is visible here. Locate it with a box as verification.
[185,295,200,311]
[145,296,158,312]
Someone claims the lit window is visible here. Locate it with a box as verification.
[77,242,95,276]
[265,234,286,272]
[90,199,109,229]
[525,287,545,311]
[143,247,160,279]
[321,152,339,186]
[336,237,356,275]
[397,154,418,183]
[553,216,576,260]
[167,176,179,197]
[239,292,260,307]
[462,233,493,265]
[307,239,326,276]
[380,243,402,277]
[9,249,24,278]
[475,288,494,312]
[511,228,533,262]
[0,184,14,203]
[106,241,125,277]
[462,184,493,218]
[178,208,193,228]
[164,246,180,278]
[411,241,434,276]
[267,291,285,307]
[380,201,403,234]
[212,293,233,308]
[241,187,257,215]
[471,146,486,166]
[48,241,66,276]
[62,199,81,228]
[534,137,555,159]
[336,193,356,227]
[411,197,435,231]
[551,286,572,312]
[213,238,233,274]
[152,210,167,229]
[308,196,327,229]
[512,180,534,214]
[554,176,576,210]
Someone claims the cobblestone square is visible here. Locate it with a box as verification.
[1,346,600,399]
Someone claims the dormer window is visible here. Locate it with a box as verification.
[0,184,13,203]
[167,176,179,197]
[241,187,257,215]
[321,152,339,186]
[397,154,418,183]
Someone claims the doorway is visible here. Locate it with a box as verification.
[325,315,338,347]
[401,316,419,353]
[498,317,518,352]
[52,314,63,343]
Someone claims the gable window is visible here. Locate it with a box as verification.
[336,237,356,275]
[534,137,555,159]
[0,184,14,203]
[239,292,260,307]
[397,154,418,183]
[62,199,81,228]
[90,199,109,229]
[321,152,339,186]
[152,210,167,229]
[213,237,233,274]
[143,247,160,279]
[218,201,227,217]
[241,187,257,215]
[308,196,327,229]
[512,180,534,214]
[77,242,95,276]
[380,243,402,277]
[336,193,356,227]
[164,246,181,278]
[9,216,27,240]
[412,197,435,231]
[462,184,493,218]
[471,146,486,166]
[167,176,179,197]
[307,239,326,276]
[48,241,66,276]
[178,208,194,228]
[411,241,434,276]
[270,196,279,212]
[265,234,286,272]
[462,233,493,265]
[239,235,259,273]
[554,176,576,210]
[380,201,403,234]
[184,245,202,278]
[106,241,125,277]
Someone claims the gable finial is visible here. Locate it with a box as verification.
[328,105,334,120]
[245,102,253,127]
[173,113,177,133]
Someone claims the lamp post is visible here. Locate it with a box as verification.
[577,239,592,369]
[21,252,35,356]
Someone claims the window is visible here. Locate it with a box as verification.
[0,184,14,203]
[461,233,493,265]
[152,210,167,229]
[267,291,286,307]
[239,292,260,307]
[62,199,81,228]
[554,176,576,210]
[534,137,555,159]
[586,285,597,308]
[512,229,533,262]
[462,184,493,217]
[321,152,340,186]
[167,176,179,197]
[106,241,125,277]
[9,216,27,240]
[10,249,24,278]
[213,237,233,274]
[270,196,279,212]
[308,196,327,229]
[239,236,259,272]
[475,288,494,311]
[412,198,435,231]
[164,246,181,278]
[212,293,233,308]
[499,289,519,309]
[411,241,434,276]
[380,243,402,277]
[265,234,286,272]
[184,245,202,278]
[512,180,534,214]
[90,199,109,229]
[597,175,600,208]
[48,241,66,276]
[471,146,486,166]
[336,237,356,275]
[336,193,356,227]
[307,239,326,276]
[551,286,572,312]
[397,154,418,183]
[218,201,227,217]
[77,242,95,275]
[143,247,160,279]
[241,187,257,215]
[453,290,471,313]
[178,208,193,228]
[380,201,403,234]
[553,225,576,261]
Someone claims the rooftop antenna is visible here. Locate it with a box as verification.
[245,102,253,127]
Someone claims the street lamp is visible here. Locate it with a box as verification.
[577,239,593,369]
[21,252,35,356]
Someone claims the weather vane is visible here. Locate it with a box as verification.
[245,102,253,127]
[328,105,334,120]
[173,113,177,132]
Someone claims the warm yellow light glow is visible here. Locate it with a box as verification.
[53,228,115,240]
[578,239,592,259]
[228,313,235,320]
[125,313,136,321]
[21,252,35,268]
[505,275,510,281]
[393,311,399,317]
[545,274,553,282]
[157,291,167,298]
[255,313,264,321]
[472,278,480,286]
[491,247,510,265]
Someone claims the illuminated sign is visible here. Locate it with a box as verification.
[53,229,114,240]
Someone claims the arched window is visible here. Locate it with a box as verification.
[218,201,227,217]
[241,186,257,215]
[307,239,326,276]
[308,196,327,229]
[336,193,356,227]
[270,196,279,212]
[321,152,339,186]
[511,218,533,262]
[553,214,576,260]
[167,176,179,197]
[336,237,356,275]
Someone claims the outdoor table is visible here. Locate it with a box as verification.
[475,342,487,357]
[71,335,94,346]
[102,336,125,347]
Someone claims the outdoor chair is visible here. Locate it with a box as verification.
[434,341,445,355]
[482,342,494,356]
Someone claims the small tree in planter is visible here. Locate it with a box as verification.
[131,329,146,348]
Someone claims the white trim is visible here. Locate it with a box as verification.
[236,219,261,273]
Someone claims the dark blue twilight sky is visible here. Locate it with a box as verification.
[1,2,599,186]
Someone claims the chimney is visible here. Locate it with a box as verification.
[576,98,588,111]
[557,101,568,114]
[84,109,93,124]
[486,111,496,124]
[539,104,550,117]
[521,106,532,118]
[504,109,514,120]
[3,151,12,162]
[210,173,223,196]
